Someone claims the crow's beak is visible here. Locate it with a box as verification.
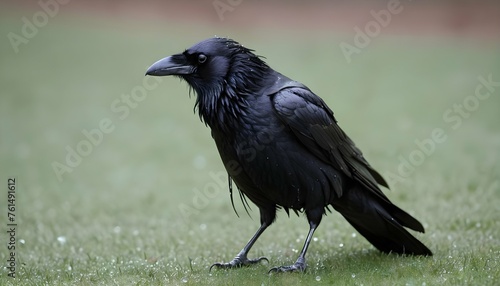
[145,56,193,76]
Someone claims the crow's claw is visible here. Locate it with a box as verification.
[210,256,268,271]
[268,261,306,273]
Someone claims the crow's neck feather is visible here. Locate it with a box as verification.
[192,53,270,131]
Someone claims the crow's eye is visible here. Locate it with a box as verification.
[198,54,207,64]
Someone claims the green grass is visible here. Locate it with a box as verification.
[1,10,500,286]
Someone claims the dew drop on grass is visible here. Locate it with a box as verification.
[313,237,318,242]
[339,243,344,248]
[351,233,357,238]
[19,239,25,244]
[315,276,321,281]
[181,277,188,283]
[57,236,66,245]
[351,274,356,278]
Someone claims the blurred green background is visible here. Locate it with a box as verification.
[1,1,499,285]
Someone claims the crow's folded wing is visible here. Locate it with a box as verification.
[271,85,390,201]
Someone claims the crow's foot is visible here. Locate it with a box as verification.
[210,255,268,271]
[268,260,306,273]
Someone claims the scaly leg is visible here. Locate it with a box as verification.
[269,208,322,273]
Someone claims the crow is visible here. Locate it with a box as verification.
[146,37,432,273]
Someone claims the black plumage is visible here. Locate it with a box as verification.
[146,37,432,272]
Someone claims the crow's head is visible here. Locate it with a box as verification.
[146,37,269,125]
[146,37,268,96]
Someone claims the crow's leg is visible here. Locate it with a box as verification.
[209,223,269,270]
[269,208,323,273]
[210,208,275,271]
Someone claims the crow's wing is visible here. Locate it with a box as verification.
[271,84,390,201]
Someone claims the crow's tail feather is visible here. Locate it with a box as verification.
[332,186,432,256]
[342,213,433,256]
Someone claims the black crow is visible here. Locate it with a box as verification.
[146,37,432,273]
